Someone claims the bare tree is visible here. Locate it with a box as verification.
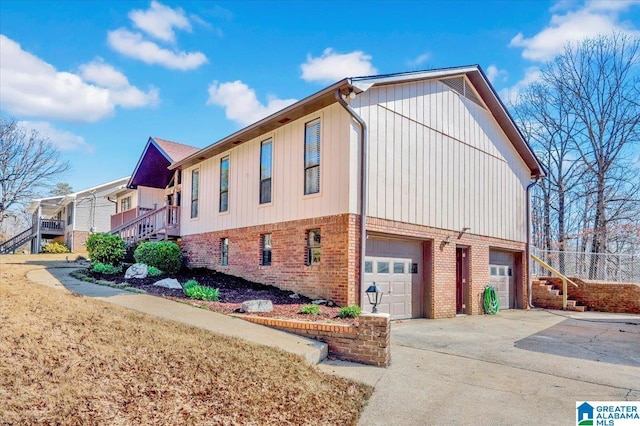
[516,33,640,278]
[0,117,71,225]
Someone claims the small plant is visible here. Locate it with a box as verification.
[40,241,70,253]
[338,305,362,318]
[134,241,182,274]
[184,281,219,302]
[183,279,199,291]
[147,266,163,277]
[91,262,122,275]
[85,233,126,266]
[300,304,321,315]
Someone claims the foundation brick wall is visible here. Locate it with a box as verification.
[181,214,359,305]
[182,213,527,318]
[72,231,89,254]
[538,277,640,314]
[240,313,391,367]
[367,217,527,318]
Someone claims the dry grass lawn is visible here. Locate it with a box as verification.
[0,263,371,425]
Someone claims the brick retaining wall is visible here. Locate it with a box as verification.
[238,313,391,367]
[539,277,640,314]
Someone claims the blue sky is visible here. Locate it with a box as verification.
[1,0,639,193]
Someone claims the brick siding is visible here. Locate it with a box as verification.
[182,214,528,318]
[240,313,391,367]
[181,214,359,305]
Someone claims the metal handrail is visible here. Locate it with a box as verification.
[531,253,578,310]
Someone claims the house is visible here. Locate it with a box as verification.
[134,65,545,319]
[109,137,199,243]
[23,177,130,253]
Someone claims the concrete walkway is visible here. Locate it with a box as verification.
[25,267,328,365]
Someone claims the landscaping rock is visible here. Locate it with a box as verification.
[241,299,273,313]
[153,278,182,290]
[289,293,300,299]
[125,263,148,279]
[312,299,328,305]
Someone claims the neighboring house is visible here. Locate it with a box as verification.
[109,137,199,243]
[127,65,545,320]
[24,177,130,253]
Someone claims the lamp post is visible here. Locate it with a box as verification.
[365,283,383,313]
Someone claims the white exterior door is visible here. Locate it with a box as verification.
[363,237,423,320]
[490,264,511,310]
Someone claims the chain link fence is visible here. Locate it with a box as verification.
[531,247,640,283]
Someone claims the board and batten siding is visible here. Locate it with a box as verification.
[180,104,354,236]
[137,186,165,209]
[352,79,531,242]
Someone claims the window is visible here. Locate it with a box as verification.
[120,196,131,213]
[393,262,405,274]
[304,119,321,195]
[190,169,199,218]
[67,202,73,225]
[306,229,321,265]
[377,262,389,274]
[261,234,272,266]
[221,238,229,266]
[260,139,272,204]
[364,261,373,273]
[220,156,229,212]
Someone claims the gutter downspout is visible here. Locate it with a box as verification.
[335,89,367,304]
[526,176,540,308]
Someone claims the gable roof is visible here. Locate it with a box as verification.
[128,137,199,189]
[171,65,544,178]
[27,176,130,214]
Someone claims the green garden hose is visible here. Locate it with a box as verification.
[483,285,500,315]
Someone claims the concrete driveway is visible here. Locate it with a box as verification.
[320,310,640,426]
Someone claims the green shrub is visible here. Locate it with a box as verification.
[183,279,199,291]
[184,282,219,302]
[85,233,126,266]
[134,241,182,274]
[338,305,362,318]
[40,241,70,253]
[300,304,321,315]
[91,262,122,275]
[147,266,163,277]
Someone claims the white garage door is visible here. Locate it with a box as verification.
[363,237,423,320]
[489,250,515,310]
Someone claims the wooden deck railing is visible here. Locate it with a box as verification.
[40,219,65,235]
[531,253,578,310]
[110,207,153,230]
[111,205,180,244]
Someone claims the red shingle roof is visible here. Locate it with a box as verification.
[151,137,199,163]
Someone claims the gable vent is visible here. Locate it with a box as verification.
[440,77,484,109]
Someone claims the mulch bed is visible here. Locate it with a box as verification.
[86,267,358,325]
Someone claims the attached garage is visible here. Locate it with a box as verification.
[489,250,516,310]
[363,237,424,319]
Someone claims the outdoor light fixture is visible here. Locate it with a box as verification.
[365,283,383,313]
[443,236,452,245]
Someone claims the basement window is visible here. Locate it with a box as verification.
[306,229,321,265]
[221,238,229,266]
[261,234,272,266]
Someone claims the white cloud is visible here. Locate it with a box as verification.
[407,52,431,68]
[18,121,94,153]
[128,1,191,43]
[300,48,377,83]
[510,0,640,61]
[108,28,207,70]
[486,64,508,84]
[207,80,297,127]
[0,35,158,122]
[498,67,542,105]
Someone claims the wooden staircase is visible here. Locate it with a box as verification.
[532,278,586,312]
[110,205,180,245]
[0,228,36,254]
